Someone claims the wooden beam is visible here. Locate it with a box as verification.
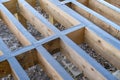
[88,0,120,26]
[18,0,54,37]
[49,15,54,25]
[16,49,38,70]
[3,0,17,14]
[14,13,18,19]
[39,0,80,28]
[36,46,73,80]
[60,34,117,80]
[0,51,3,56]
[43,38,60,54]
[85,28,120,69]
[67,27,85,45]
[1,10,31,46]
[60,39,106,80]
[77,0,88,6]
[17,13,28,28]
[0,3,36,46]
[37,48,63,80]
[8,57,30,80]
[26,0,36,7]
[105,0,120,8]
[0,61,11,78]
[66,26,120,69]
[67,1,120,40]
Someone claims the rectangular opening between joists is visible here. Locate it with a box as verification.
[66,2,120,40]
[43,38,106,80]
[67,27,120,76]
[15,48,64,80]
[15,49,51,80]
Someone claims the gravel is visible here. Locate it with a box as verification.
[79,43,117,73]
[27,22,44,40]
[26,64,50,80]
[0,19,23,51]
[0,75,14,80]
[53,52,89,80]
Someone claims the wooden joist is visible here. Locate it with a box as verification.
[0,51,3,56]
[89,0,120,26]
[65,1,120,40]
[39,0,80,28]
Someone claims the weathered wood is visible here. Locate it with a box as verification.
[43,38,60,54]
[77,0,88,6]
[18,0,54,37]
[1,10,31,46]
[67,27,85,44]
[49,15,54,25]
[8,57,30,80]
[0,61,11,78]
[88,0,120,26]
[67,27,120,69]
[17,13,28,28]
[85,28,120,69]
[0,51,3,56]
[39,0,80,28]
[37,52,63,80]
[105,0,120,8]
[26,0,36,7]
[0,3,36,46]
[66,1,120,40]
[60,38,106,80]
[16,49,38,69]
[3,0,17,14]
[0,0,119,80]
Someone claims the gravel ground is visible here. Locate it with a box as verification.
[79,43,117,73]
[0,75,14,80]
[26,64,50,80]
[27,22,44,40]
[0,19,23,51]
[53,52,89,80]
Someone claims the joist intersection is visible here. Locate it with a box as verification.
[0,0,120,80]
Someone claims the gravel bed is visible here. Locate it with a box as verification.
[0,19,23,51]
[79,43,117,73]
[0,75,14,80]
[53,52,89,80]
[26,64,50,80]
[27,22,44,40]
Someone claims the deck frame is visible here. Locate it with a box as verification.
[0,0,119,80]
